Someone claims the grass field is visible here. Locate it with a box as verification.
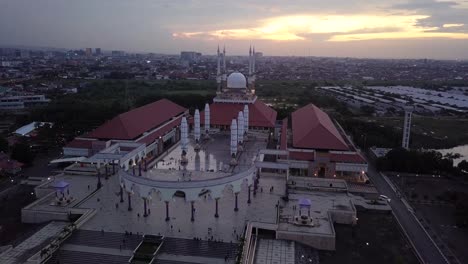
[320,211,419,264]
[368,115,468,148]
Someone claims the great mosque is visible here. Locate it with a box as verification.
[2,47,378,264]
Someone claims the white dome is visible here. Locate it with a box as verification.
[227,72,247,89]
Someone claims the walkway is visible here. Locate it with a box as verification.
[365,156,448,264]
[0,221,67,264]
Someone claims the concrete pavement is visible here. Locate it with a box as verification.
[365,159,449,264]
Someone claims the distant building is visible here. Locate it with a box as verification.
[95,48,101,56]
[255,52,263,58]
[111,50,125,57]
[200,46,276,130]
[85,48,92,57]
[14,122,54,137]
[180,51,202,62]
[20,50,30,58]
[0,95,50,110]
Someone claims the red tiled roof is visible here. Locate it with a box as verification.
[289,151,315,161]
[280,118,288,150]
[291,104,348,150]
[0,159,23,170]
[86,99,186,140]
[200,100,277,128]
[65,139,95,149]
[330,153,366,163]
[137,116,182,144]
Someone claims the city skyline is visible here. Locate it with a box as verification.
[1,0,468,59]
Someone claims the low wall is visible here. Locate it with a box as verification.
[330,209,356,225]
[22,209,70,224]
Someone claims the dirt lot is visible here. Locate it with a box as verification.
[389,174,468,263]
[320,211,418,264]
[0,185,42,246]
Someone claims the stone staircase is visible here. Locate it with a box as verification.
[46,250,128,264]
[65,229,142,250]
[159,237,238,259]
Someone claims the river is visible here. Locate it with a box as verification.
[437,144,468,166]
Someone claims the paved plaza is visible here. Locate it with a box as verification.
[148,133,267,181]
[80,173,286,242]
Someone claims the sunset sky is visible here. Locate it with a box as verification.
[1,0,468,59]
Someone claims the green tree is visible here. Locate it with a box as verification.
[0,136,8,153]
[11,143,35,165]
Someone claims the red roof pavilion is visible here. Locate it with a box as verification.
[86,99,186,140]
[291,104,348,151]
[200,100,277,128]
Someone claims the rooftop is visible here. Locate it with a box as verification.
[291,104,348,151]
[86,99,186,140]
[200,100,277,128]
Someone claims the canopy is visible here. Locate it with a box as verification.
[298,198,311,208]
[51,180,70,190]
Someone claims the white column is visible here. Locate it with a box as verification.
[230,119,238,156]
[181,117,188,152]
[194,109,200,142]
[238,111,244,143]
[243,105,249,132]
[204,103,210,134]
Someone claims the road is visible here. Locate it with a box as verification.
[366,161,448,264]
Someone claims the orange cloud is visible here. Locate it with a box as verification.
[173,14,468,42]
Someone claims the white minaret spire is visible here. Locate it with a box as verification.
[217,45,221,77]
[216,46,221,93]
[204,103,210,135]
[223,45,226,73]
[252,46,256,73]
[238,111,244,144]
[248,46,252,76]
[243,105,249,133]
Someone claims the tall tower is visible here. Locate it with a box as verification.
[216,46,221,94]
[251,46,256,94]
[402,106,413,149]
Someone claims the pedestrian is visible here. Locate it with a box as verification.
[137,213,140,218]
[171,225,173,230]
[87,185,90,190]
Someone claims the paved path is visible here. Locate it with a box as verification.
[0,221,67,264]
[365,158,448,264]
[62,244,133,257]
[156,253,233,264]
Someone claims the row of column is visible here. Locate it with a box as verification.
[120,184,257,222]
[97,162,118,190]
[131,159,148,177]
